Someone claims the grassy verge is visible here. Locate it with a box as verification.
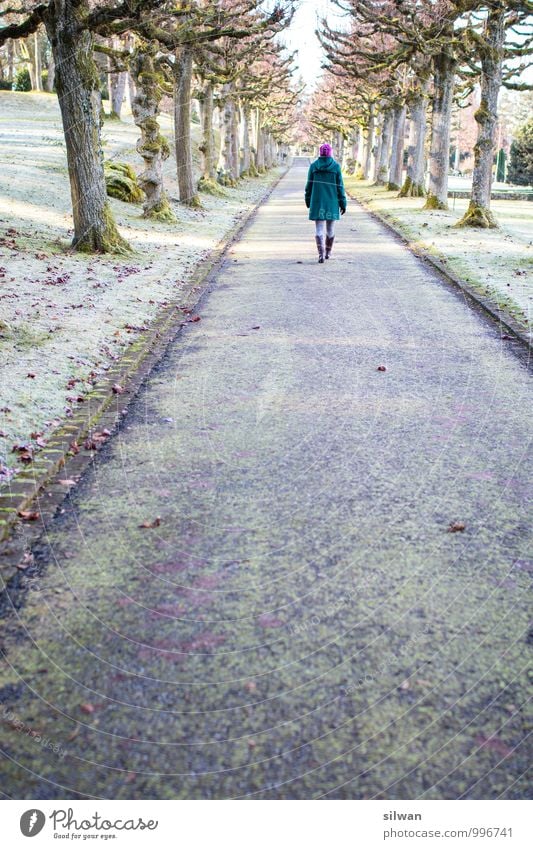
[0,91,283,479]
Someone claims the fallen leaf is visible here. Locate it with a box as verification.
[475,734,512,757]
[80,703,95,715]
[139,517,161,528]
[448,521,466,533]
[26,372,36,379]
[18,510,40,521]
[69,440,79,455]
[377,365,387,372]
[112,383,124,394]
[58,479,77,486]
[12,443,34,464]
[257,613,283,628]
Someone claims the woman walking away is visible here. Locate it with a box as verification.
[305,143,347,263]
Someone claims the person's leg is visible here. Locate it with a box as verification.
[325,219,336,259]
[315,220,325,263]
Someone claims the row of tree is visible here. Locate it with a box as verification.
[305,0,532,228]
[0,0,298,253]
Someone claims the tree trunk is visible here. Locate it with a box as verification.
[337,132,345,169]
[33,31,43,91]
[131,48,175,223]
[387,103,406,190]
[349,126,362,174]
[199,82,216,179]
[128,71,136,104]
[43,1,128,253]
[457,8,504,228]
[7,39,14,83]
[256,109,265,172]
[45,49,55,92]
[231,96,240,177]
[110,72,127,118]
[108,41,127,120]
[219,87,238,185]
[424,47,455,210]
[400,90,427,197]
[363,104,375,179]
[264,132,273,169]
[241,103,254,175]
[375,109,393,185]
[372,113,383,182]
[173,43,200,207]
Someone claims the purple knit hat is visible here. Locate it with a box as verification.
[319,142,332,157]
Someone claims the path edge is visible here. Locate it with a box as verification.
[0,167,288,576]
[347,189,532,355]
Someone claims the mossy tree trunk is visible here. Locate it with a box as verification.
[387,102,406,191]
[130,48,175,223]
[400,89,427,197]
[374,109,393,185]
[44,0,129,253]
[456,7,505,229]
[174,42,201,207]
[424,47,455,210]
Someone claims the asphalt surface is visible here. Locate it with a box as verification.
[0,159,531,800]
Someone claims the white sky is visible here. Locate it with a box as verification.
[281,2,533,90]
[282,0,336,91]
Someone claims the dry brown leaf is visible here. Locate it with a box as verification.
[139,517,161,528]
[18,510,40,521]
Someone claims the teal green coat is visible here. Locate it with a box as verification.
[305,156,347,220]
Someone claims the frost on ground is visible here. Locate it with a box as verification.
[0,92,282,478]
[345,177,532,333]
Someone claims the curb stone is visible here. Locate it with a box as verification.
[347,189,532,356]
[0,166,289,581]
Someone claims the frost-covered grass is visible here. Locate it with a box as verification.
[345,177,532,332]
[0,91,282,476]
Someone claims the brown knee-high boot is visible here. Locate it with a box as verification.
[315,235,325,263]
[325,235,335,259]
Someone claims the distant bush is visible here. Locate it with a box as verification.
[0,79,12,90]
[13,67,31,91]
[507,118,533,187]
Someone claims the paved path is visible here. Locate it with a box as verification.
[1,160,531,799]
